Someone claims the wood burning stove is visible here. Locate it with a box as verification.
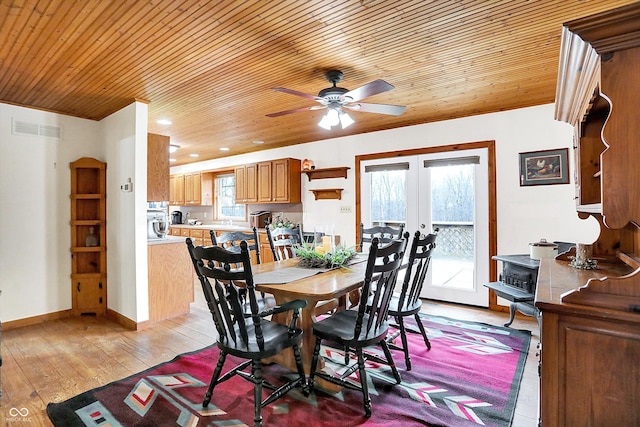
[485,254,541,328]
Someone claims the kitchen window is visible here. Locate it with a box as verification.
[215,173,246,220]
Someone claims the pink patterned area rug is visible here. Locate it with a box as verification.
[47,314,531,426]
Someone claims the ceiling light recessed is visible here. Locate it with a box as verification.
[253,140,264,144]
[169,144,180,153]
[170,158,177,162]
[220,147,230,151]
[189,153,199,158]
[157,119,172,125]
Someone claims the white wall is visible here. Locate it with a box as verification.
[173,104,599,254]
[0,101,149,324]
[0,103,102,321]
[101,102,149,322]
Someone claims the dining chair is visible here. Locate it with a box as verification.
[186,239,308,427]
[209,227,275,313]
[210,228,261,264]
[358,223,405,252]
[266,224,303,261]
[308,234,409,417]
[383,230,437,370]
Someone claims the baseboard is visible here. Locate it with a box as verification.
[3,308,158,332]
[2,309,72,331]
[105,308,144,330]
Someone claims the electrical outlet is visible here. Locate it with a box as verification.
[340,206,352,214]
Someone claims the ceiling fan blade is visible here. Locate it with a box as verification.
[343,79,394,102]
[266,105,325,118]
[272,87,323,102]
[345,102,406,116]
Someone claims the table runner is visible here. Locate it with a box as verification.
[252,254,368,285]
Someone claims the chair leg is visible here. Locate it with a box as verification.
[396,316,412,371]
[308,337,322,393]
[252,359,263,427]
[356,348,372,418]
[204,351,227,407]
[292,343,309,396]
[380,339,402,384]
[414,313,432,350]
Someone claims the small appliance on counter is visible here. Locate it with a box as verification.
[148,209,169,240]
[250,211,271,228]
[171,210,183,225]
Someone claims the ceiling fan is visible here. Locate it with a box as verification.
[266,70,407,130]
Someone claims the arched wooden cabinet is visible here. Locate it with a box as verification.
[70,157,107,316]
[536,4,640,426]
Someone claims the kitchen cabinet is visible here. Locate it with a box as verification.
[235,158,300,204]
[537,4,640,426]
[170,226,214,247]
[170,172,213,206]
[184,172,201,205]
[259,231,275,264]
[147,133,170,202]
[170,174,184,205]
[235,163,258,203]
[148,241,193,322]
[70,157,107,316]
[255,158,302,203]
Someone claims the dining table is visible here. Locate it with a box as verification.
[252,255,370,393]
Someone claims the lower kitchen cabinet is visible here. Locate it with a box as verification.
[148,241,194,322]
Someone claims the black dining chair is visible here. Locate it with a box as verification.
[209,228,275,313]
[266,224,303,261]
[308,234,409,417]
[210,228,261,264]
[358,223,405,252]
[186,239,308,427]
[382,230,437,370]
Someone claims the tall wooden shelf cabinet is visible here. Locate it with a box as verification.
[536,4,640,426]
[70,157,107,316]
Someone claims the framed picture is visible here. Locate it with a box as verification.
[519,148,570,186]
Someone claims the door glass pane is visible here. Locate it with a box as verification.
[369,169,406,226]
[430,164,475,290]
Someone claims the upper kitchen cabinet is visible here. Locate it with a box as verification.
[170,172,213,206]
[235,163,258,203]
[255,158,301,204]
[147,133,170,202]
[169,174,184,205]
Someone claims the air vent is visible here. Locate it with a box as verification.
[12,119,61,139]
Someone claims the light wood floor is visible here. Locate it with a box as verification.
[1,287,539,426]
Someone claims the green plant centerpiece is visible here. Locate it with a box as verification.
[294,242,357,269]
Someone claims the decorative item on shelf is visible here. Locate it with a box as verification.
[85,227,99,247]
[569,243,597,270]
[294,242,357,269]
[302,158,315,171]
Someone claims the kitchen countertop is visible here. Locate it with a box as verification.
[147,235,186,245]
[170,224,257,232]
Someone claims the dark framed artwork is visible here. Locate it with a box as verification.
[519,148,570,186]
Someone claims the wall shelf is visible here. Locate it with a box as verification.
[302,167,349,181]
[310,188,343,200]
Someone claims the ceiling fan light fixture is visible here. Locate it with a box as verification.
[318,113,332,130]
[339,111,354,129]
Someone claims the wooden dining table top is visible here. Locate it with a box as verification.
[252,256,369,302]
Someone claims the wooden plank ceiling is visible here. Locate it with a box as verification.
[0,0,635,165]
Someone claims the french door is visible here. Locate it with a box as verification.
[360,147,490,307]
